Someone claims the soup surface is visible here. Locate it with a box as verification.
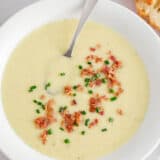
[2,20,149,160]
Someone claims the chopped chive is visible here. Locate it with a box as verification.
[74,122,79,127]
[78,65,83,70]
[28,85,37,92]
[60,127,64,131]
[101,78,107,83]
[36,109,40,114]
[33,99,45,109]
[59,106,68,113]
[85,82,89,87]
[87,61,92,65]
[88,90,93,94]
[108,117,114,123]
[85,119,90,126]
[95,73,101,78]
[104,60,110,65]
[91,73,101,81]
[73,93,77,97]
[47,129,53,135]
[84,78,90,83]
[73,85,78,90]
[110,97,117,101]
[101,128,107,132]
[41,104,45,110]
[45,82,51,90]
[109,88,114,93]
[64,138,70,144]
[81,111,87,115]
[81,131,86,135]
[37,101,42,106]
[59,72,66,76]
[33,99,37,103]
[96,108,99,113]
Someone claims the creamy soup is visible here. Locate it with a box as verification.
[2,20,149,160]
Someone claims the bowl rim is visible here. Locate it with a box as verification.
[0,0,160,160]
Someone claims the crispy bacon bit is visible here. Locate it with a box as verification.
[40,94,46,100]
[81,68,94,76]
[109,55,122,69]
[96,44,101,49]
[89,97,99,112]
[90,47,96,52]
[34,99,56,129]
[74,112,81,126]
[95,79,102,86]
[117,109,124,116]
[146,0,153,5]
[35,117,50,129]
[86,55,102,63]
[89,79,102,87]
[115,87,124,97]
[95,94,108,102]
[40,130,47,144]
[89,119,99,128]
[64,86,72,96]
[89,94,107,113]
[76,84,84,91]
[61,111,82,132]
[109,55,117,62]
[63,113,74,132]
[46,99,57,123]
[99,111,104,116]
[101,65,110,74]
[71,99,77,106]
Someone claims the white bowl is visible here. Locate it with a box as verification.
[0,0,160,160]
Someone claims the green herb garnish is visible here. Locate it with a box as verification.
[84,78,90,87]
[85,119,90,126]
[81,131,86,135]
[81,111,87,115]
[88,90,93,94]
[59,72,66,76]
[96,108,99,113]
[78,65,83,70]
[110,97,117,101]
[45,82,51,90]
[109,89,114,93]
[64,138,70,144]
[101,78,107,83]
[73,93,77,97]
[87,61,92,65]
[36,109,40,114]
[47,129,53,135]
[33,100,45,110]
[84,78,90,83]
[28,85,37,92]
[73,85,78,90]
[101,128,107,132]
[59,106,67,113]
[104,60,110,65]
[59,127,64,131]
[108,117,114,123]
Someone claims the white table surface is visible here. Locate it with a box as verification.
[0,0,160,160]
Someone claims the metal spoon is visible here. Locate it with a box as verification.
[64,0,98,57]
[45,0,98,95]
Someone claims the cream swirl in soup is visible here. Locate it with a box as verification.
[2,20,149,160]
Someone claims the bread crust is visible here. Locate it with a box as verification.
[135,0,160,31]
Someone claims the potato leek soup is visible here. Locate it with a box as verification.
[2,20,149,160]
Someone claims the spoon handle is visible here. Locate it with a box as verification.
[64,0,98,57]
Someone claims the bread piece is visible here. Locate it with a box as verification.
[136,0,160,31]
